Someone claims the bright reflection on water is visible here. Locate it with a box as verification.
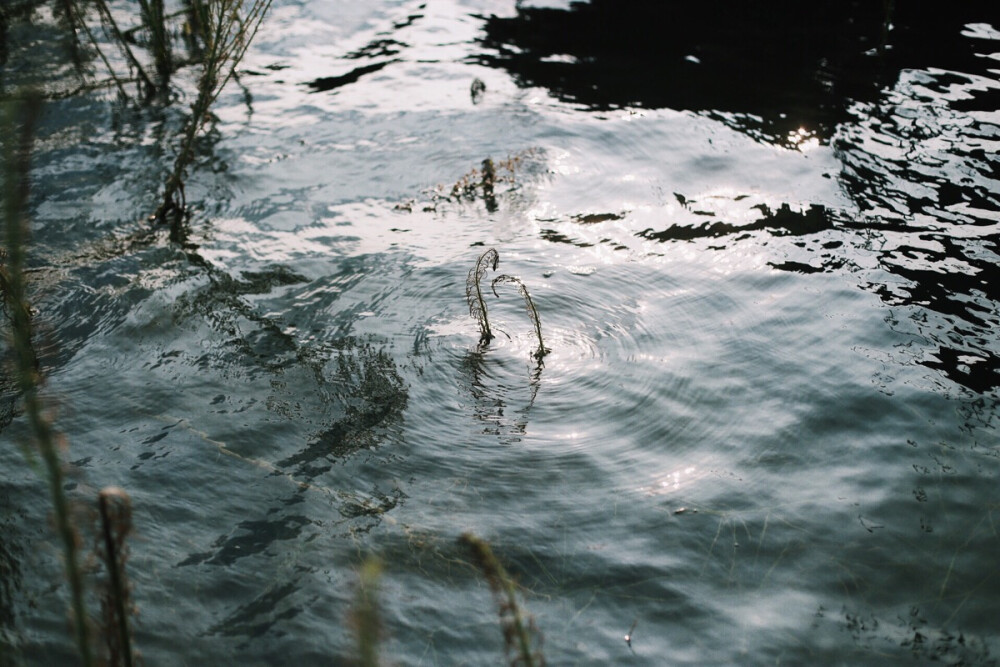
[2,1,999,664]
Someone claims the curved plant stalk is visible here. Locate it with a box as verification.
[459,533,543,667]
[466,247,499,343]
[1,93,94,667]
[491,274,548,361]
[97,487,135,667]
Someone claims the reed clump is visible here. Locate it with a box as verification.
[1,0,272,240]
[154,0,273,238]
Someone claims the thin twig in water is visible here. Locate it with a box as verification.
[97,487,136,667]
[625,619,637,647]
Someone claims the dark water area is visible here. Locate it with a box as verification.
[479,1,997,143]
[2,1,1000,664]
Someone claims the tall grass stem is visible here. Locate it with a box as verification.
[97,487,135,667]
[459,533,541,667]
[1,93,94,667]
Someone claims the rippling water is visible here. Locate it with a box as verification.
[2,1,999,664]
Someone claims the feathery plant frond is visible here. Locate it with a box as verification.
[491,274,548,362]
[466,248,548,361]
[466,248,499,343]
[459,533,544,667]
[96,487,136,667]
[1,92,94,667]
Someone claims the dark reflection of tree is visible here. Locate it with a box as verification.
[203,580,301,644]
[477,0,996,145]
[174,334,409,641]
[177,335,409,560]
[276,344,408,481]
[834,49,1000,394]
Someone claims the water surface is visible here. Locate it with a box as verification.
[2,1,999,664]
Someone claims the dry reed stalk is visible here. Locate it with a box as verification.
[1,92,94,667]
[97,487,136,667]
[459,533,543,667]
[154,0,273,237]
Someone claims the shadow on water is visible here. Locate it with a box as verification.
[489,1,1000,394]
[477,0,997,145]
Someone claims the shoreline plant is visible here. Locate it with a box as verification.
[153,0,273,240]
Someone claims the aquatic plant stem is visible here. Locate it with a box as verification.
[467,248,499,342]
[137,0,172,83]
[491,274,547,361]
[98,488,135,667]
[459,533,540,667]
[89,0,156,96]
[68,1,131,99]
[1,93,94,667]
[154,0,273,235]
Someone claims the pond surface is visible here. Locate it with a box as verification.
[2,1,1000,664]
